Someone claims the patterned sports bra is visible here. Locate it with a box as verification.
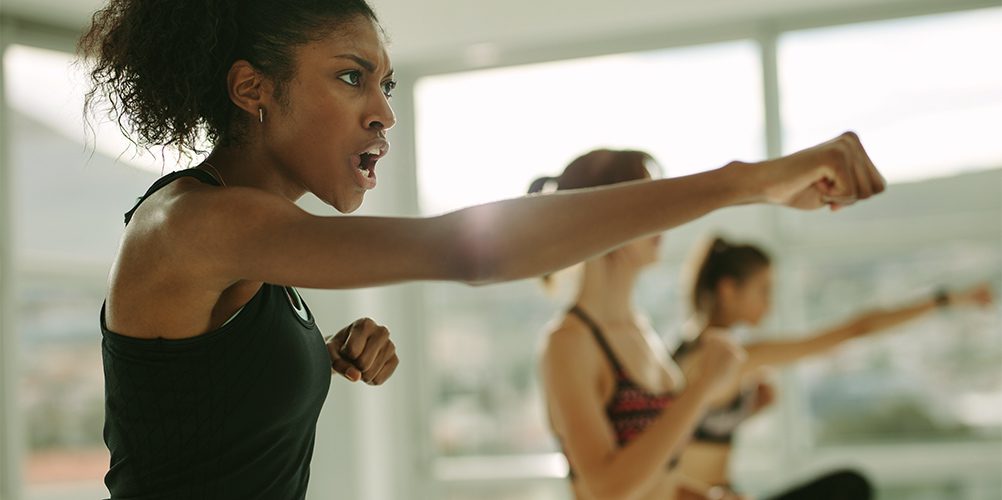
[674,339,758,443]
[564,305,682,477]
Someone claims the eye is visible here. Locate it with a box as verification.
[338,71,362,86]
[381,79,397,98]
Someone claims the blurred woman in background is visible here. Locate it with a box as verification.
[536,150,748,500]
[673,236,994,500]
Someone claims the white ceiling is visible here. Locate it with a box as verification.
[0,0,985,64]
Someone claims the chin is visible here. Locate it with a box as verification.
[330,194,365,214]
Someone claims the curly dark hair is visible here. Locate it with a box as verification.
[78,0,380,157]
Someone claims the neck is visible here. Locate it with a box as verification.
[694,309,735,340]
[708,313,732,329]
[203,145,308,201]
[574,258,641,325]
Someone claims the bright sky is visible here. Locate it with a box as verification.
[416,7,1002,215]
[415,41,764,215]
[779,8,1002,182]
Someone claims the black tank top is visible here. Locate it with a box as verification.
[100,170,331,499]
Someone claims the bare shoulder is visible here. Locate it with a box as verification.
[120,179,308,275]
[152,180,307,240]
[541,315,603,377]
[110,178,304,292]
[107,180,308,334]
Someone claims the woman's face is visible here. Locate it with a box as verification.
[609,173,663,269]
[723,266,773,326]
[263,16,396,213]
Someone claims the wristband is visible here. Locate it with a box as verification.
[934,288,950,308]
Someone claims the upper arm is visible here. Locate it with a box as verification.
[161,186,467,289]
[540,326,619,482]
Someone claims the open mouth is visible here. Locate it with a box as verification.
[352,142,388,190]
[357,151,378,178]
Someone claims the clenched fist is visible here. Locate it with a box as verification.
[326,317,399,385]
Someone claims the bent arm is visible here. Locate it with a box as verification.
[543,327,714,499]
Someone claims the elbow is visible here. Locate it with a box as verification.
[448,231,508,286]
[443,212,519,286]
[581,478,641,500]
[577,468,646,500]
[456,253,501,286]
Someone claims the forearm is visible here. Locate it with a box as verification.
[745,330,856,370]
[852,300,938,336]
[746,300,939,370]
[438,163,757,285]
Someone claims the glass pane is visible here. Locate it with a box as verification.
[784,169,1002,446]
[798,240,1002,445]
[415,41,763,458]
[18,281,110,500]
[779,7,1002,183]
[5,44,160,499]
[416,40,763,215]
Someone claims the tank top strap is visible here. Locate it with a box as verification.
[568,305,626,374]
[124,168,222,225]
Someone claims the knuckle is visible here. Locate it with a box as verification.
[346,340,365,358]
[826,144,848,165]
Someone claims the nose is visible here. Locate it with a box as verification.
[365,90,396,132]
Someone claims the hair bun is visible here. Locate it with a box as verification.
[711,237,729,253]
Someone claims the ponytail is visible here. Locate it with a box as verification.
[527,176,558,195]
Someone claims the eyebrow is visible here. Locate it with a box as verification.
[335,54,395,78]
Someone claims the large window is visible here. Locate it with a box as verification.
[5,43,160,500]
[793,225,1002,446]
[778,8,1002,183]
[415,41,764,464]
[414,7,1002,500]
[416,40,763,216]
[774,6,1002,457]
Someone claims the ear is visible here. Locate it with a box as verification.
[227,60,274,119]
